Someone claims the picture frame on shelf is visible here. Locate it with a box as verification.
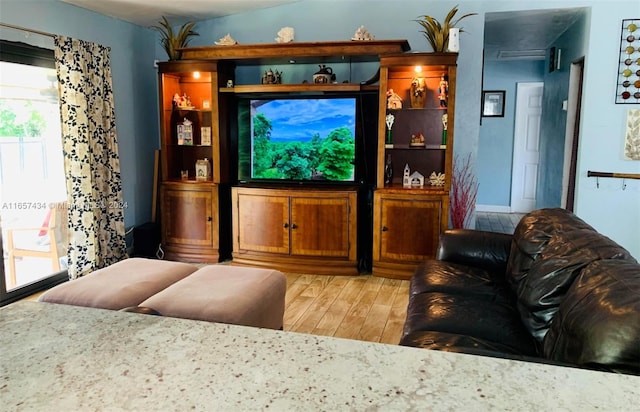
[481,90,505,118]
[201,127,211,146]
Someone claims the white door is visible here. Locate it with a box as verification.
[511,82,543,213]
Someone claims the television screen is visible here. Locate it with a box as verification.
[238,97,357,182]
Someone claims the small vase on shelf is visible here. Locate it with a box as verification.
[384,154,393,185]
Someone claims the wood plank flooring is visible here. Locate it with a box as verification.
[283,273,410,344]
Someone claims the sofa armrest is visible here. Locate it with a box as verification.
[436,229,512,275]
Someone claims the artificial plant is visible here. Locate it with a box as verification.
[450,153,479,229]
[415,4,476,52]
[152,16,199,61]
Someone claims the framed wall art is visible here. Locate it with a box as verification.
[616,18,640,104]
[481,90,505,117]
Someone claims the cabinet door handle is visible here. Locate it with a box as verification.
[381,226,388,232]
[283,222,289,228]
[291,223,298,229]
[207,216,212,222]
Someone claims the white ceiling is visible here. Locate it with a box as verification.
[60,1,587,61]
[60,0,299,27]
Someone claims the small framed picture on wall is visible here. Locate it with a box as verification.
[481,90,505,118]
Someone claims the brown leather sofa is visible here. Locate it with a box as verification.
[400,208,640,375]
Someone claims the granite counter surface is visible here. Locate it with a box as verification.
[1,301,638,411]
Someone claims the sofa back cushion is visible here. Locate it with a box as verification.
[506,208,635,342]
[542,259,640,375]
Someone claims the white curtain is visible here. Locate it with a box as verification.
[54,35,126,279]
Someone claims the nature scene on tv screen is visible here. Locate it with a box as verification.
[250,98,356,181]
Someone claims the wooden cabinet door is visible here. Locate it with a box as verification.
[235,192,290,254]
[375,194,442,262]
[161,184,217,248]
[290,195,354,259]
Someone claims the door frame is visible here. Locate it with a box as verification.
[561,57,585,212]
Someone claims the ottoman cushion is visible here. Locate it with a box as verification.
[38,258,199,310]
[140,265,286,330]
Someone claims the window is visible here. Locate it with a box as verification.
[0,39,68,305]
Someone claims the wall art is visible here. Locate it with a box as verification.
[616,19,640,104]
[625,109,640,160]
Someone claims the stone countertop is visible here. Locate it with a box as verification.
[1,301,638,411]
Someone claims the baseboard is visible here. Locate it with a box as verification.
[475,204,512,213]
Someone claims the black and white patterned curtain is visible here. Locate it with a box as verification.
[54,35,126,279]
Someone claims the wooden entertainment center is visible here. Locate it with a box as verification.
[157,41,456,278]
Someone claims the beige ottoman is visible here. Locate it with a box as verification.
[140,265,286,330]
[38,258,199,310]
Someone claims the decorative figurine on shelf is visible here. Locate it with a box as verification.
[195,158,211,182]
[275,27,294,43]
[410,132,425,147]
[403,163,411,188]
[410,77,427,108]
[441,113,448,146]
[352,25,375,41]
[410,171,425,188]
[177,118,193,146]
[438,74,449,107]
[387,89,403,109]
[384,154,393,185]
[313,65,336,84]
[385,113,395,145]
[429,171,446,186]
[173,93,193,110]
[215,33,238,45]
[262,69,282,84]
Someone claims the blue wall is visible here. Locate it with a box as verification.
[2,0,638,258]
[0,0,160,238]
[537,11,589,208]
[478,60,545,207]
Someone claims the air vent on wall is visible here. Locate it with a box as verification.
[497,49,546,60]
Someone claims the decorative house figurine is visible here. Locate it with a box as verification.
[275,27,294,43]
[410,132,425,147]
[352,25,375,41]
[409,171,425,187]
[403,163,411,188]
[429,171,445,186]
[177,118,193,145]
[195,158,210,181]
[410,77,427,108]
[387,89,403,109]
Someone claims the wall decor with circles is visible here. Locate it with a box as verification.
[617,18,640,104]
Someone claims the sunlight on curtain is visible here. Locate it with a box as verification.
[54,35,126,279]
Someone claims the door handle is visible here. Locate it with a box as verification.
[291,223,298,229]
[283,222,289,228]
[207,216,212,222]
[381,226,388,232]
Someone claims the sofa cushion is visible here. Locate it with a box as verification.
[410,260,512,300]
[400,330,538,358]
[402,292,539,356]
[506,208,594,293]
[543,259,640,374]
[38,258,199,310]
[516,229,636,342]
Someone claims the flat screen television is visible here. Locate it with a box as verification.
[237,96,358,183]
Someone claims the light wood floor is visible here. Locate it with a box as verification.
[24,273,411,345]
[283,273,410,344]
